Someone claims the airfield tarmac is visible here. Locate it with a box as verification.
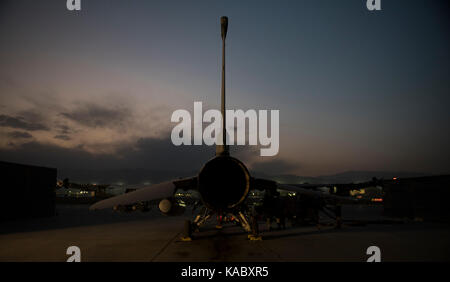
[1,204,449,262]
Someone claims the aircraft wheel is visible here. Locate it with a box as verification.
[182,219,192,240]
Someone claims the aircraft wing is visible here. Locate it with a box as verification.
[277,183,356,203]
[252,178,362,203]
[90,177,197,210]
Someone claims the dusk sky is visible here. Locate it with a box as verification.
[0,0,449,181]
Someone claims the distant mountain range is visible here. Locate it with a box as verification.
[252,170,430,184]
[59,168,429,186]
[58,168,196,185]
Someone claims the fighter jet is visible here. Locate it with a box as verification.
[90,16,370,240]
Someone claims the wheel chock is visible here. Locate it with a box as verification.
[248,235,262,241]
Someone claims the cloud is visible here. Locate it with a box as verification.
[0,131,299,183]
[56,125,71,134]
[8,131,33,139]
[60,103,132,128]
[54,134,71,141]
[0,114,49,131]
[0,137,215,183]
[0,87,175,155]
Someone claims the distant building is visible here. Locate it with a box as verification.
[383,175,450,221]
[55,187,95,198]
[0,161,56,221]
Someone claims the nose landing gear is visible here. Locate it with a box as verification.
[180,219,193,241]
[179,207,262,241]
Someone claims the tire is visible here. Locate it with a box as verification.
[183,220,192,238]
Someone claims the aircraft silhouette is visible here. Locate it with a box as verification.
[90,17,372,240]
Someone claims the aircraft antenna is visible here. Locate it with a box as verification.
[217,16,229,156]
